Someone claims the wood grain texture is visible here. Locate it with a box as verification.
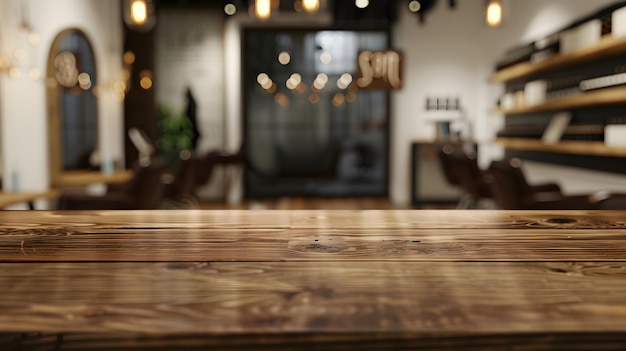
[2,261,626,334]
[2,210,626,230]
[2,210,626,350]
[1,227,626,262]
[1,211,626,262]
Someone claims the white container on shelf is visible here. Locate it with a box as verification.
[524,80,547,106]
[605,125,626,147]
[561,19,601,54]
[612,7,626,37]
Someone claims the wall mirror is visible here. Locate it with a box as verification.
[46,29,98,184]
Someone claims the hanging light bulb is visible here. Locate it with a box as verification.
[486,0,503,27]
[302,0,320,13]
[131,1,148,25]
[255,0,271,20]
[123,0,156,32]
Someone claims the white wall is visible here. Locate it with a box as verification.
[0,0,124,192]
[156,9,225,153]
[390,0,625,205]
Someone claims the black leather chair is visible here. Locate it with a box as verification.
[485,158,594,210]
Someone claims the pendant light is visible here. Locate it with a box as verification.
[302,0,320,13]
[123,0,156,32]
[486,0,503,27]
[255,0,271,20]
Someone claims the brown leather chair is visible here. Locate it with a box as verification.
[454,150,493,207]
[438,144,462,188]
[485,158,594,210]
[195,145,245,187]
[161,151,199,208]
[439,145,492,208]
[58,157,169,210]
[589,191,626,210]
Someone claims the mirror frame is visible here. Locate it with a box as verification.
[46,28,98,184]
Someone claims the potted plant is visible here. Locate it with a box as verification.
[157,105,193,165]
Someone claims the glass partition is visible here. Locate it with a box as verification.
[244,29,389,197]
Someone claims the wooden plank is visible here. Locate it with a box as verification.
[496,138,626,157]
[1,210,626,262]
[490,34,626,83]
[494,86,626,115]
[2,209,626,230]
[2,209,626,350]
[2,261,626,336]
[288,210,626,229]
[1,226,626,262]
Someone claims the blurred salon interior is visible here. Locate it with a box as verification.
[2,0,626,210]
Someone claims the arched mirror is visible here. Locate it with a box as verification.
[47,29,98,184]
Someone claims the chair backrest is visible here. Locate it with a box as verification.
[196,145,246,186]
[450,150,492,200]
[128,127,156,161]
[438,144,461,187]
[590,191,626,210]
[485,158,530,209]
[130,156,169,209]
[167,151,197,201]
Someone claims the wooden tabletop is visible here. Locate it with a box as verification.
[2,210,626,350]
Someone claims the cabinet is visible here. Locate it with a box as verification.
[492,3,626,174]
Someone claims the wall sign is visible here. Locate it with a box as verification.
[53,51,79,88]
[356,50,403,90]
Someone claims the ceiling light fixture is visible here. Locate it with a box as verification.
[486,0,503,27]
[355,0,369,9]
[408,1,421,13]
[409,0,437,24]
[255,0,271,20]
[224,3,237,16]
[123,0,156,32]
[0,0,41,80]
[302,0,320,13]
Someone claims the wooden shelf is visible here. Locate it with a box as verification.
[496,138,626,157]
[491,34,626,83]
[495,86,626,115]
